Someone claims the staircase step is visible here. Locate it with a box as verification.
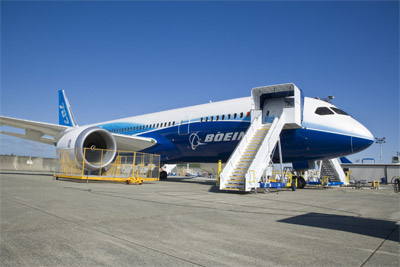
[221,187,244,191]
[228,178,244,181]
[224,184,244,188]
[248,144,261,148]
[227,181,245,185]
[236,164,250,168]
[244,150,258,154]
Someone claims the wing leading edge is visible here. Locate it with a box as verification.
[0,115,157,151]
[0,116,68,145]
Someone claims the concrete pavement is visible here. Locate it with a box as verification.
[1,173,399,266]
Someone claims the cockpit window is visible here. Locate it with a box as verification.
[315,107,334,115]
[331,107,349,115]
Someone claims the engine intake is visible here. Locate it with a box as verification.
[56,127,117,171]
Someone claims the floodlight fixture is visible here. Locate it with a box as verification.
[375,137,386,163]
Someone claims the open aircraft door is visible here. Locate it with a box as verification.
[178,119,190,135]
[178,111,195,135]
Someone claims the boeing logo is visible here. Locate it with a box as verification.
[189,132,205,150]
[204,132,245,142]
[189,131,246,150]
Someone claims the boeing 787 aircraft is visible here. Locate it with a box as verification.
[0,83,374,188]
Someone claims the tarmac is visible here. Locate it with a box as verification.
[1,172,399,267]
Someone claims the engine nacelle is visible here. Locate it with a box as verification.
[56,126,117,171]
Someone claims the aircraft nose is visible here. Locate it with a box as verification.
[351,120,374,153]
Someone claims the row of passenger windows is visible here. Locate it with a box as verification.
[108,111,250,133]
[110,121,176,133]
[200,112,249,123]
[315,107,349,116]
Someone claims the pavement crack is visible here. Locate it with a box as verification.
[360,224,399,267]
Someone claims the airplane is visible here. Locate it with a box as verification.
[0,83,374,185]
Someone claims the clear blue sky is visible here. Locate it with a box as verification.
[1,1,399,163]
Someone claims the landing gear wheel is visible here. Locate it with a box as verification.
[159,171,168,180]
[297,176,306,189]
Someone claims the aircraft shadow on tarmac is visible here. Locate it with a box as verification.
[278,212,399,242]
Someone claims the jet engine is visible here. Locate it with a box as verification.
[56,126,117,171]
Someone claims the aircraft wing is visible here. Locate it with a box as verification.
[0,115,157,151]
[0,116,69,145]
[112,134,157,151]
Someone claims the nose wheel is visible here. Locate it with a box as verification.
[160,171,168,180]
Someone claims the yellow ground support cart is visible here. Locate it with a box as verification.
[54,148,160,184]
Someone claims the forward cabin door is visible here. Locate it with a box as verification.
[178,119,190,135]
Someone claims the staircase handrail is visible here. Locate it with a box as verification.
[219,111,263,186]
[245,113,286,190]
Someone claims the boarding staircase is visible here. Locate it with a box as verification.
[219,83,303,192]
[320,158,348,185]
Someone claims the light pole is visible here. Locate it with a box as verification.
[375,137,386,163]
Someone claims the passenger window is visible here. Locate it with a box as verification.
[240,112,243,118]
[200,118,203,123]
[216,115,219,121]
[315,107,334,115]
[172,121,175,126]
[234,113,237,119]
[205,117,208,122]
[228,114,231,120]
[221,115,225,120]
[210,116,213,122]
[156,123,159,128]
[168,122,171,126]
[331,107,349,115]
